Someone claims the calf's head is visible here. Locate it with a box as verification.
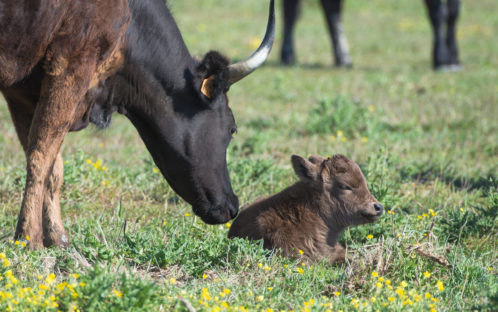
[291,154,383,227]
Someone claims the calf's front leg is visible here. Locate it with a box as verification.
[15,64,95,249]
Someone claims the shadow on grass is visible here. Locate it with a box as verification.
[399,165,497,193]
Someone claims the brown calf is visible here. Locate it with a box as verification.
[228,154,383,262]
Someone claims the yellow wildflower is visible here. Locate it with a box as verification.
[376,282,383,288]
[436,280,444,291]
[256,295,264,302]
[424,271,431,278]
[388,297,395,302]
[371,271,378,277]
[223,288,231,295]
[201,288,211,301]
[45,273,56,284]
[361,137,368,143]
[297,268,304,274]
[113,289,123,298]
[396,288,405,296]
[169,278,177,284]
[334,291,341,297]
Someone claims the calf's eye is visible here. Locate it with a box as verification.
[337,183,352,191]
[230,127,238,136]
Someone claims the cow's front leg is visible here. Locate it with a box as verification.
[281,0,301,65]
[425,0,450,69]
[15,64,94,249]
[42,153,69,247]
[446,0,461,68]
[320,0,352,67]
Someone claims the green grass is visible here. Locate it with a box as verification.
[1,0,497,311]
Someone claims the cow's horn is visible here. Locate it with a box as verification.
[227,0,275,85]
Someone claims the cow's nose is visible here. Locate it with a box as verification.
[227,193,239,219]
[374,203,384,215]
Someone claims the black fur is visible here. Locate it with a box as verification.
[196,51,230,100]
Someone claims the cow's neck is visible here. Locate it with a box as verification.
[123,0,195,94]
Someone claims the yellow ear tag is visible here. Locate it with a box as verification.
[201,76,215,99]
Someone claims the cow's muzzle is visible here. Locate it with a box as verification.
[193,194,239,225]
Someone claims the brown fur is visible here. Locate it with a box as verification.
[228,154,383,263]
[0,0,130,248]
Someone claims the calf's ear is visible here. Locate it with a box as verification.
[291,155,319,182]
[308,155,326,165]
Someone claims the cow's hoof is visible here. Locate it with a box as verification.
[15,230,44,249]
[435,64,462,72]
[281,50,296,66]
[334,61,353,69]
[43,230,70,248]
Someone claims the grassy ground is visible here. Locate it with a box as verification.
[0,0,497,311]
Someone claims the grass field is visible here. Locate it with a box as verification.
[0,0,497,311]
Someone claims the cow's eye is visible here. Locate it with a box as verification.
[230,127,238,136]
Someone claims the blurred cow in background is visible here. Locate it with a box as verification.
[281,0,461,70]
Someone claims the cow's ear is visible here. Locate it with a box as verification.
[196,51,229,100]
[291,155,319,183]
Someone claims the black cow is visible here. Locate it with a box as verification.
[0,0,275,248]
[281,0,461,70]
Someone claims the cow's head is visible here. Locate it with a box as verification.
[291,154,383,227]
[124,1,275,224]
